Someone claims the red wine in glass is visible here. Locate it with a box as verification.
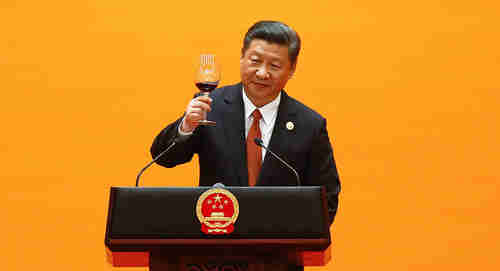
[195,81,219,93]
[194,54,220,126]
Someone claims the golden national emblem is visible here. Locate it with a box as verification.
[196,188,239,235]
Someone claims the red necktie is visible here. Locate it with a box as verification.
[247,109,262,186]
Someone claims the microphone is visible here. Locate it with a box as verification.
[135,136,187,187]
[254,138,301,186]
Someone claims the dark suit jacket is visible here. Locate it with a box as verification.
[151,82,341,224]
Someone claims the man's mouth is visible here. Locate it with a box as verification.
[252,81,269,87]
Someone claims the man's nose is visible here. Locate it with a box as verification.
[255,66,270,79]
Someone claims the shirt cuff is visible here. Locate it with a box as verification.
[178,117,194,136]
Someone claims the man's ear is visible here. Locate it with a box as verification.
[289,64,296,79]
[240,49,246,62]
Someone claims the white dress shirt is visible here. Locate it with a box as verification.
[242,87,281,162]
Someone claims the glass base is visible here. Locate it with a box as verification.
[197,120,216,126]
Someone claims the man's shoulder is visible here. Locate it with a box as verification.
[210,82,242,99]
[284,92,325,123]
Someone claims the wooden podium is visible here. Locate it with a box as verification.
[105,186,332,270]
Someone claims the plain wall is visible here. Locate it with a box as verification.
[1,1,499,270]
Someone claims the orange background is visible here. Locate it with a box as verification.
[1,1,499,270]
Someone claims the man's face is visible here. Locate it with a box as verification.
[240,39,295,107]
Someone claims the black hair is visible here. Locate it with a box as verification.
[242,21,301,66]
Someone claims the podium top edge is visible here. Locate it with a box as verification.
[110,186,323,189]
[109,186,325,193]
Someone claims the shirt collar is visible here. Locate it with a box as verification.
[242,87,281,125]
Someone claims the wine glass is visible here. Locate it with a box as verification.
[195,54,220,126]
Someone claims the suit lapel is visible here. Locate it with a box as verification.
[221,83,248,186]
[258,91,298,185]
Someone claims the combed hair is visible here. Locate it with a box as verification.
[242,21,301,66]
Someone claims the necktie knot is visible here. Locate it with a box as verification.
[252,109,262,121]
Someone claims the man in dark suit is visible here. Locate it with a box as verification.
[151,21,341,224]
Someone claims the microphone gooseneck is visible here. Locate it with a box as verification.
[135,136,184,187]
[254,138,301,186]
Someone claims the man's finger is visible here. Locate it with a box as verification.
[187,107,203,114]
[195,96,213,104]
[190,100,212,112]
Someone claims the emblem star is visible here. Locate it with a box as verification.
[213,194,222,203]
